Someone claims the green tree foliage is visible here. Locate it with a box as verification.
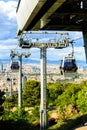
[76,86,87,112]
[47,82,65,106]
[4,94,18,109]
[55,83,82,110]
[53,80,87,114]
[22,80,40,107]
[2,79,87,130]
[32,106,40,121]
[0,90,5,116]
[23,79,85,110]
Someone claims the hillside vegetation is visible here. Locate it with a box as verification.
[1,79,87,129]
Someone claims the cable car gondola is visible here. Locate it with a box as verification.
[60,55,78,75]
[59,42,78,76]
[10,61,19,70]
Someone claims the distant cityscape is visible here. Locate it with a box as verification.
[0,61,87,97]
[0,58,87,69]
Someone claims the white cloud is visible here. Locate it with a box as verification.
[74,46,86,61]
[0,38,17,45]
[0,1,18,40]
[0,39,18,58]
[0,1,17,19]
[0,1,18,60]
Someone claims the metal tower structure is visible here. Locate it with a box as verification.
[10,50,31,109]
[7,78,12,97]
[17,31,70,129]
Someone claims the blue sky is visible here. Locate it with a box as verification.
[0,0,86,66]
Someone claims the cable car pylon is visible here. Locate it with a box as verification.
[10,50,31,116]
[16,31,70,129]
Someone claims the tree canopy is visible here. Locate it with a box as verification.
[22,80,40,107]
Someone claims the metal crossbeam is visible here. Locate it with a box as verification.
[10,51,31,58]
[21,31,69,35]
[18,31,70,49]
[20,42,68,49]
[18,39,69,49]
